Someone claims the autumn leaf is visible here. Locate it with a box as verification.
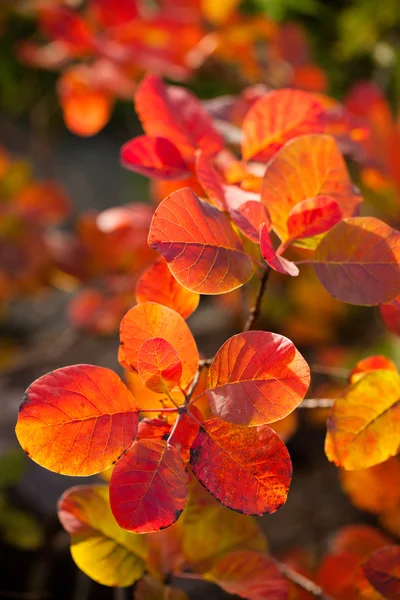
[259,224,299,276]
[190,419,292,515]
[286,196,343,242]
[204,550,288,600]
[14,182,70,226]
[120,302,199,390]
[58,485,146,587]
[134,575,189,600]
[242,89,326,161]
[169,408,202,462]
[137,337,183,393]
[363,546,400,600]
[380,296,400,336]
[16,365,139,476]
[325,370,400,470]
[206,330,309,426]
[121,136,190,180]
[110,438,188,533]
[349,356,398,384]
[135,257,199,320]
[148,188,255,294]
[195,150,227,211]
[261,135,361,243]
[313,217,400,305]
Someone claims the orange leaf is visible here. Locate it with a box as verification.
[135,257,199,320]
[120,302,199,390]
[121,136,190,180]
[229,199,270,244]
[137,418,171,441]
[242,89,326,161]
[332,525,392,558]
[313,217,400,305]
[363,546,400,600]
[148,188,255,294]
[110,438,188,533]
[259,224,299,276]
[135,74,223,161]
[14,182,70,226]
[286,195,343,241]
[205,550,287,600]
[206,331,309,426]
[195,150,228,211]
[16,365,139,476]
[137,337,183,393]
[261,135,361,243]
[350,356,398,384]
[190,419,292,515]
[325,370,400,470]
[380,296,400,336]
[169,408,202,462]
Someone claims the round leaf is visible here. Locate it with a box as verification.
[138,337,182,393]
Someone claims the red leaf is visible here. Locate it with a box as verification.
[169,407,202,462]
[206,331,310,426]
[312,217,400,305]
[15,365,138,476]
[90,0,138,28]
[242,89,326,161]
[261,135,361,243]
[259,224,299,276]
[195,150,227,210]
[137,337,183,393]
[135,75,223,161]
[363,546,400,600]
[121,136,189,180]
[229,200,270,244]
[135,257,199,320]
[380,296,400,336]
[205,550,288,600]
[190,419,292,515]
[137,418,171,441]
[286,195,343,241]
[110,438,188,533]
[148,188,255,294]
[120,302,199,390]
[350,355,398,384]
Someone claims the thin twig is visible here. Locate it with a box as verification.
[244,267,270,332]
[299,398,335,409]
[185,361,208,406]
[275,560,335,600]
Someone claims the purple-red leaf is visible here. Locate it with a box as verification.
[259,224,299,276]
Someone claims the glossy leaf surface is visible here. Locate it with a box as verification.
[242,89,325,161]
[58,485,146,587]
[313,217,400,305]
[120,302,198,390]
[135,257,199,320]
[110,438,188,533]
[326,370,400,470]
[205,550,288,600]
[191,419,292,515]
[259,224,299,276]
[148,188,255,294]
[261,135,361,242]
[16,365,139,476]
[137,338,182,393]
[206,331,309,426]
[121,136,189,180]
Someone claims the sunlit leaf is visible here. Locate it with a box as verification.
[195,150,227,211]
[363,546,400,600]
[169,408,202,462]
[242,89,326,161]
[326,370,400,470]
[191,419,292,514]
[313,217,400,305]
[286,196,343,242]
[58,485,146,586]
[16,365,139,476]
[120,302,199,390]
[259,224,299,276]
[205,550,288,600]
[121,136,190,180]
[261,135,361,243]
[350,356,398,384]
[206,330,309,426]
[138,337,182,393]
[148,188,255,294]
[135,575,189,600]
[110,438,188,533]
[136,257,200,320]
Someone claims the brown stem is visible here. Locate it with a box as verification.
[244,267,270,332]
[275,560,335,600]
[185,361,209,406]
[299,398,335,409]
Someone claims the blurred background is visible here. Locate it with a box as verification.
[1,1,400,599]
